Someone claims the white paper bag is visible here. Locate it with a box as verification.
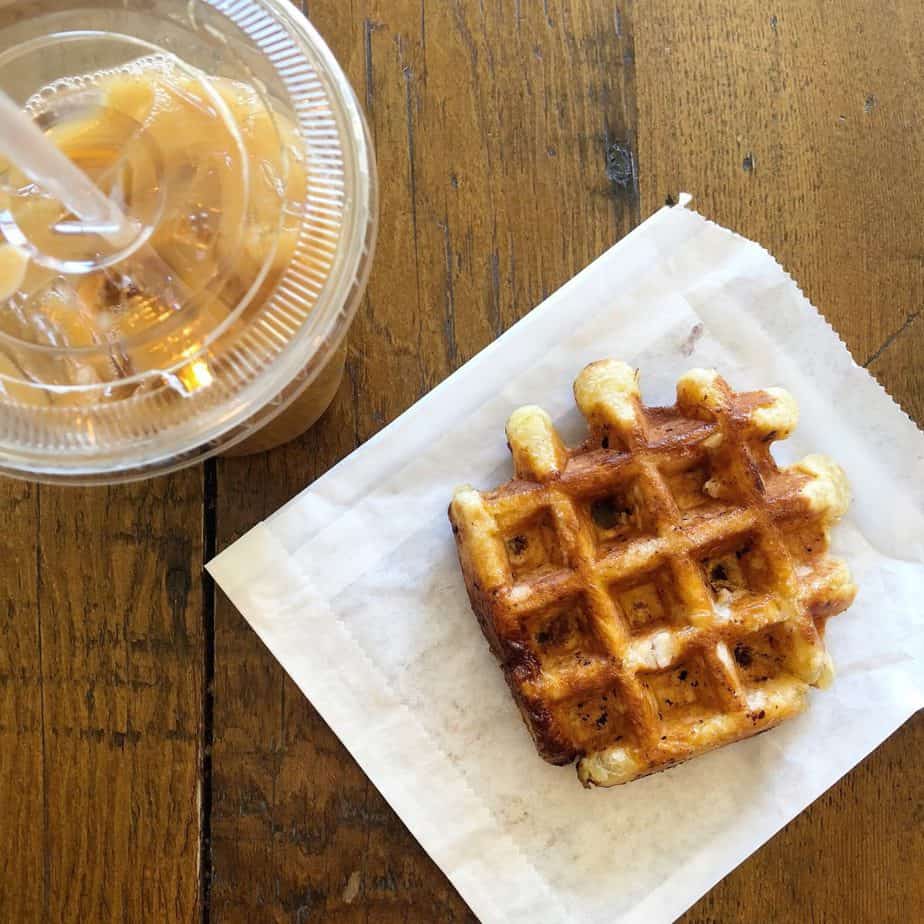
[209,201,924,924]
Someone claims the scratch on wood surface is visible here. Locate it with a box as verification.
[441,219,459,365]
[509,243,517,317]
[863,309,922,367]
[451,1,481,73]
[612,0,640,226]
[36,491,49,920]
[489,250,502,337]
[165,562,191,645]
[363,20,378,119]
[542,0,554,28]
[346,341,364,447]
[402,59,420,248]
[342,870,361,904]
[399,42,427,395]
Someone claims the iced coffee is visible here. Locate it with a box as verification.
[0,0,376,481]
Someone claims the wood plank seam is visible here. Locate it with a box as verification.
[36,484,50,921]
[200,459,218,924]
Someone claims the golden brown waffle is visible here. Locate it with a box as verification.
[449,361,857,786]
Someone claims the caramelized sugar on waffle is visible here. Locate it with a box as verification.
[449,361,857,786]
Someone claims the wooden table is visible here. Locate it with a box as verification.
[2,1,921,921]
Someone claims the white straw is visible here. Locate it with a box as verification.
[0,89,136,246]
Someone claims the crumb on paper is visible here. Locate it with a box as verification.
[680,322,704,357]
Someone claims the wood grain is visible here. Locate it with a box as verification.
[0,475,205,921]
[635,0,924,398]
[0,481,43,920]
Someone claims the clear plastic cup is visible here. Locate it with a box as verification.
[0,0,377,482]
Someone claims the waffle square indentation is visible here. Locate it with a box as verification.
[504,510,564,580]
[641,657,720,724]
[585,478,653,553]
[610,566,685,635]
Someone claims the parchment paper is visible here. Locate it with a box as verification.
[208,200,924,924]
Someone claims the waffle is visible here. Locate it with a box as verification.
[449,361,857,786]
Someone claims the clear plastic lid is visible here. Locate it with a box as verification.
[0,0,377,482]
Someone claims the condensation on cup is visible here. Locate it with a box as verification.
[0,0,377,483]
